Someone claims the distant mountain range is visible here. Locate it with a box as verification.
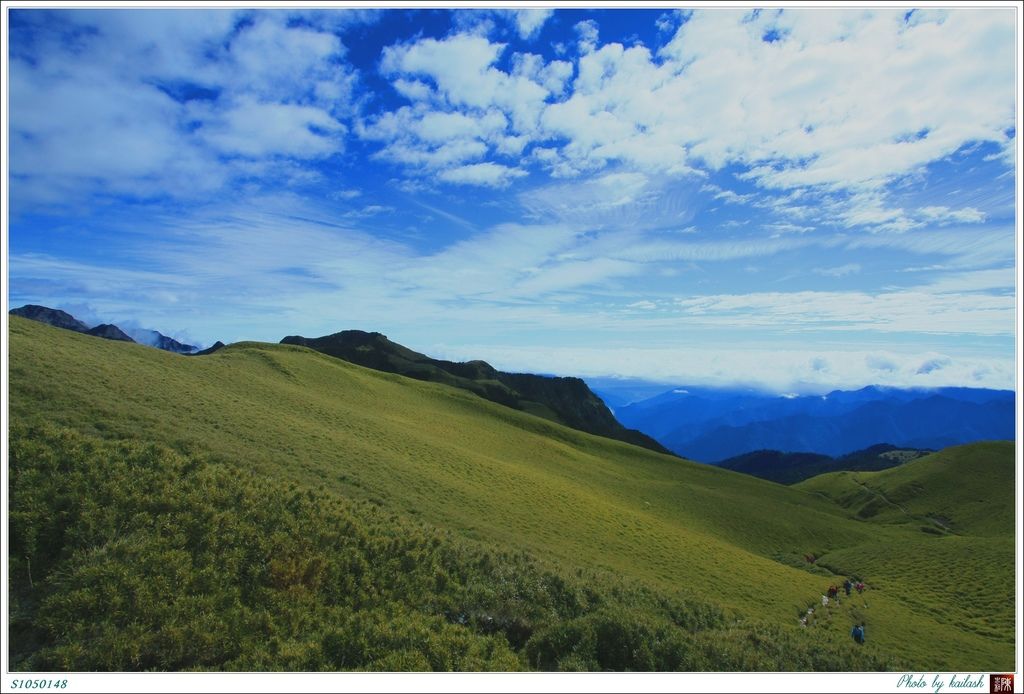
[9,304,198,354]
[282,329,672,456]
[717,443,933,485]
[613,385,1015,462]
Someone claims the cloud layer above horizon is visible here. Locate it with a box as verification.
[7,7,1018,392]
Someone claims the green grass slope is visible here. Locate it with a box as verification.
[794,443,1014,536]
[793,444,1016,662]
[280,329,671,454]
[9,423,896,672]
[7,316,1016,670]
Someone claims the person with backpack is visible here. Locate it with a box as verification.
[844,579,853,596]
[851,623,865,644]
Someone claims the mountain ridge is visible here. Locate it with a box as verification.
[717,443,934,485]
[9,304,198,354]
[281,329,671,456]
[10,304,90,333]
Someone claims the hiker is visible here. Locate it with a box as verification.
[851,623,865,644]
[844,579,853,596]
[856,582,865,594]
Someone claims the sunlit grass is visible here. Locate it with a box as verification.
[7,316,1016,670]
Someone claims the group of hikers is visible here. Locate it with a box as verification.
[800,577,869,645]
[821,578,864,606]
[828,578,866,599]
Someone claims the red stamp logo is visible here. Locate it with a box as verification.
[990,674,1014,693]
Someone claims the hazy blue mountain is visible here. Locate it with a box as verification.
[585,377,680,410]
[126,328,197,354]
[618,386,1014,462]
[9,304,202,353]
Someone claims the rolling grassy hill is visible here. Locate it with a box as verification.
[7,316,1016,671]
[793,445,1016,663]
[280,329,669,454]
[794,443,1014,536]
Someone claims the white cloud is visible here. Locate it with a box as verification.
[417,109,507,142]
[431,343,1014,392]
[355,9,1016,207]
[375,138,488,169]
[813,263,861,277]
[381,34,505,107]
[921,268,1015,293]
[12,187,1014,392]
[847,227,1013,268]
[367,32,575,183]
[392,78,433,101]
[916,356,951,374]
[613,236,813,263]
[9,10,356,207]
[575,19,600,54]
[380,33,551,134]
[701,183,754,204]
[669,9,1012,188]
[386,8,1001,197]
[197,99,345,158]
[220,14,350,107]
[671,288,1013,336]
[513,258,640,296]
[866,354,898,372]
[9,67,224,202]
[655,12,681,34]
[917,205,987,224]
[519,172,709,232]
[11,8,1015,209]
[437,162,527,187]
[826,192,914,231]
[509,9,554,40]
[343,204,396,218]
[764,222,815,235]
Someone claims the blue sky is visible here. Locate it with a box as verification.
[5,6,1018,392]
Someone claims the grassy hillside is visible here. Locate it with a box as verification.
[9,423,897,672]
[793,445,1016,662]
[7,316,1016,670]
[280,329,670,454]
[794,443,1014,536]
